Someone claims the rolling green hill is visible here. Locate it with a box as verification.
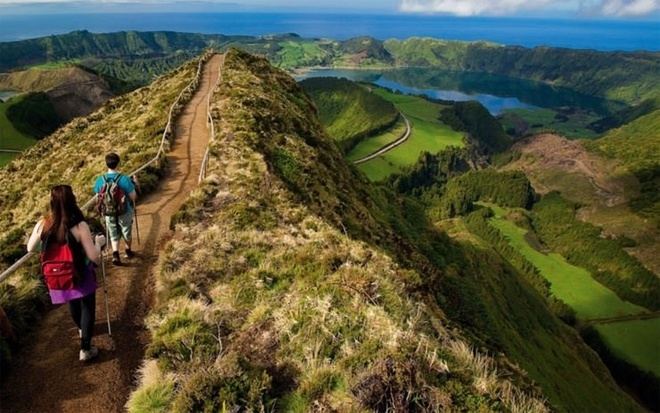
[0,30,221,71]
[300,77,399,152]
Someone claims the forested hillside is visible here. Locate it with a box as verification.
[383,38,660,104]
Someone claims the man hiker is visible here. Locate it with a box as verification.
[94,152,137,266]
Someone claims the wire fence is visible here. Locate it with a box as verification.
[0,53,211,284]
[198,55,223,183]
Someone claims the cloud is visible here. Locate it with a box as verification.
[594,0,659,16]
[399,0,558,16]
[399,0,659,16]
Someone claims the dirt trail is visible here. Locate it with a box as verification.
[353,113,411,165]
[0,54,223,413]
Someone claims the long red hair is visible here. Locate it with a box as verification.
[41,185,84,243]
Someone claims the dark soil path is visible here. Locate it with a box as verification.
[0,54,224,413]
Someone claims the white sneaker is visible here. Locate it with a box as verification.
[78,329,82,338]
[79,346,99,362]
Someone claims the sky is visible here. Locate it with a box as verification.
[0,0,658,18]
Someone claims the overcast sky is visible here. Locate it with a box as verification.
[0,0,658,18]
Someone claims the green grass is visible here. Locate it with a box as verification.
[486,204,645,320]
[0,95,38,151]
[499,107,600,139]
[588,109,660,175]
[595,319,660,377]
[351,88,464,180]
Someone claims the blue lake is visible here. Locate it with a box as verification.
[298,68,617,116]
[0,91,17,103]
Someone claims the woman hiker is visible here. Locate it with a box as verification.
[27,185,106,361]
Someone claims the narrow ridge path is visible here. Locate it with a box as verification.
[0,54,224,413]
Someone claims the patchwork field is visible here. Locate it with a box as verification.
[350,88,464,180]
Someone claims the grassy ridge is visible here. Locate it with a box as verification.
[0,30,217,71]
[300,77,399,152]
[129,48,551,412]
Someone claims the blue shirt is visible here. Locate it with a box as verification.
[93,172,136,212]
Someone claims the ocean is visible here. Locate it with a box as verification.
[0,12,658,51]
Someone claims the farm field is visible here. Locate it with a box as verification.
[353,87,464,180]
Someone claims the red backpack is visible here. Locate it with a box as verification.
[40,234,80,290]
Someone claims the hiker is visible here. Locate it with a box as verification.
[94,152,138,266]
[27,185,106,361]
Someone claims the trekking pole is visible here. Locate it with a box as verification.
[134,204,141,246]
[100,226,114,348]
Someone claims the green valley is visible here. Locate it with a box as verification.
[348,87,464,180]
[479,203,660,379]
[486,203,644,320]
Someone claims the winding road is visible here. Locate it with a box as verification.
[0,54,224,413]
[352,113,411,165]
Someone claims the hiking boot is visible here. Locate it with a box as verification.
[79,346,99,362]
[125,248,135,259]
[112,251,121,266]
